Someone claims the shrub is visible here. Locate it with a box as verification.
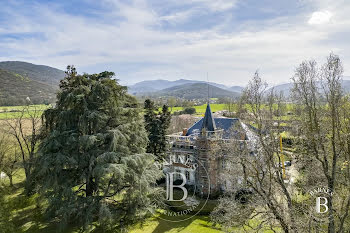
[183,107,196,115]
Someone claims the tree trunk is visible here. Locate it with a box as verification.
[9,175,13,187]
[22,160,36,195]
[86,177,95,197]
[328,195,335,233]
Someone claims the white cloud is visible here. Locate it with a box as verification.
[191,0,237,11]
[167,0,237,12]
[160,9,197,24]
[308,10,333,25]
[1,0,350,86]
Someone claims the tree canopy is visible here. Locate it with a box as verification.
[144,99,171,159]
[34,66,162,231]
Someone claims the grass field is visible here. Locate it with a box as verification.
[169,104,227,115]
[0,105,49,112]
[0,103,296,119]
[0,104,227,119]
[0,170,279,233]
[169,103,295,115]
[0,105,50,119]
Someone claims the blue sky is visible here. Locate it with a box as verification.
[0,0,349,86]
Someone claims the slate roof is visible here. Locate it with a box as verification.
[183,103,250,139]
[186,117,241,138]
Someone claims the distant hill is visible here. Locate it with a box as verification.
[143,83,240,99]
[268,83,294,97]
[128,79,229,95]
[341,78,350,91]
[0,69,56,106]
[268,79,350,97]
[0,61,65,86]
[228,86,244,93]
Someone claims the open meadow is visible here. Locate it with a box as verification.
[0,105,50,119]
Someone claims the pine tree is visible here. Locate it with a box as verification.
[144,99,171,159]
[34,66,162,231]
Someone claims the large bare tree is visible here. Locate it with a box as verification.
[4,105,41,193]
[292,53,350,233]
[0,134,19,187]
[212,72,301,233]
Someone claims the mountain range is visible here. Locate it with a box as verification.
[128,79,244,99]
[143,83,241,99]
[128,79,230,93]
[266,79,350,97]
[1,61,350,106]
[129,78,350,99]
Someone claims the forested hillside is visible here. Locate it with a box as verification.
[144,83,240,99]
[0,61,65,86]
[128,79,229,94]
[0,69,56,106]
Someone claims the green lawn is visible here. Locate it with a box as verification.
[1,171,223,233]
[129,215,279,233]
[129,216,222,233]
[1,170,279,233]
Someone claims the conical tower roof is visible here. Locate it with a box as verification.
[201,103,216,132]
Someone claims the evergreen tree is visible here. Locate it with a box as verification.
[34,66,162,231]
[144,99,171,159]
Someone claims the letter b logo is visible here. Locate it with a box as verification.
[166,172,188,201]
[316,197,328,213]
